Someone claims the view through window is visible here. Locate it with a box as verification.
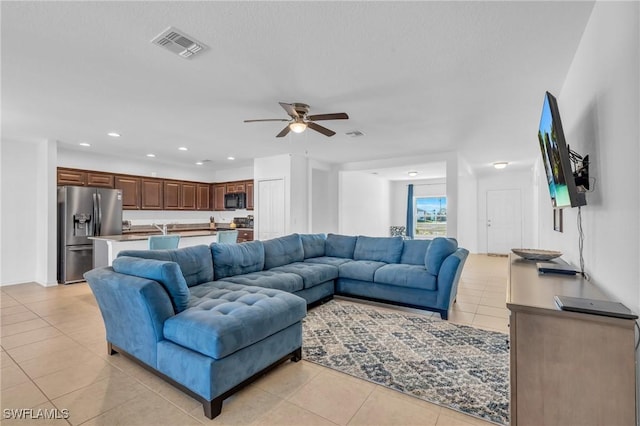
[415,196,447,237]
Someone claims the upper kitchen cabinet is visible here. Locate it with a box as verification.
[163,181,181,210]
[197,184,211,211]
[57,168,113,188]
[115,175,141,209]
[226,182,245,193]
[164,181,199,210]
[86,172,114,188]
[181,182,197,210]
[245,180,254,210]
[57,168,87,186]
[213,184,226,211]
[141,178,164,210]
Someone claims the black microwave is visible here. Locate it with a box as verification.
[224,192,246,210]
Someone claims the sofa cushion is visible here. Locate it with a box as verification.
[211,240,264,280]
[165,282,306,360]
[300,234,326,259]
[112,256,190,313]
[400,240,431,265]
[425,237,458,274]
[354,236,403,264]
[374,264,437,291]
[220,271,304,293]
[325,234,357,258]
[270,262,338,289]
[263,234,304,269]
[339,260,386,282]
[304,256,353,267]
[118,245,213,287]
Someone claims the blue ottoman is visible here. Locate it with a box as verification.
[157,282,306,418]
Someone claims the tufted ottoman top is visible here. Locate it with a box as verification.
[163,281,306,360]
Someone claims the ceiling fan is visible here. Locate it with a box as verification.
[244,102,349,137]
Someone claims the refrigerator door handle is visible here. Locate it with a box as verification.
[92,193,98,236]
[97,193,102,235]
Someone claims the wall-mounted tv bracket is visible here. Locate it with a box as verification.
[567,145,589,191]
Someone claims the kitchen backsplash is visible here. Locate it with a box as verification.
[123,209,251,226]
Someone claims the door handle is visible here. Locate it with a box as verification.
[97,193,102,235]
[68,246,92,252]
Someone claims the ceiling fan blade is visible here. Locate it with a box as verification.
[307,121,336,137]
[279,102,299,118]
[307,112,349,121]
[276,125,291,138]
[244,119,290,123]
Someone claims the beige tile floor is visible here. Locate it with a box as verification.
[0,254,508,426]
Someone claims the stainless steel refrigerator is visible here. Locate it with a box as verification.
[57,186,123,284]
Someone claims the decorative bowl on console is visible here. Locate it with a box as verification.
[511,248,562,261]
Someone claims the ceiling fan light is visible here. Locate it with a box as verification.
[289,121,307,133]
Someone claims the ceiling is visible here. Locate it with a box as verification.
[1,1,595,176]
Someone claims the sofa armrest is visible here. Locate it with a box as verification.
[84,267,175,368]
[435,248,469,311]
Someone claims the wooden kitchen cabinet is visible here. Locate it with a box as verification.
[163,181,181,210]
[86,172,114,188]
[57,168,87,186]
[181,182,197,210]
[237,229,254,243]
[114,176,141,209]
[141,178,163,210]
[213,184,226,211]
[197,184,210,210]
[226,182,245,193]
[245,180,254,210]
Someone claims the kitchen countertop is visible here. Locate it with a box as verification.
[90,230,218,242]
[91,228,253,242]
[122,223,252,234]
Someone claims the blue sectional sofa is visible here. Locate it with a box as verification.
[84,233,468,419]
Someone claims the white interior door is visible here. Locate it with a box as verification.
[257,178,285,241]
[487,189,522,254]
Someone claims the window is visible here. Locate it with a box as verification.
[415,196,447,238]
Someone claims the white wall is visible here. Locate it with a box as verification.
[457,157,478,252]
[339,171,390,236]
[538,2,639,314]
[1,140,42,285]
[308,159,338,234]
[536,3,639,414]
[289,154,309,233]
[35,141,57,285]
[477,169,536,253]
[214,166,253,183]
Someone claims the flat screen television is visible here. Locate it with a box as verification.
[538,91,586,208]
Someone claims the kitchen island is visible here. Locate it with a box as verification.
[90,231,219,268]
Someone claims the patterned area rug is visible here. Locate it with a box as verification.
[302,300,510,425]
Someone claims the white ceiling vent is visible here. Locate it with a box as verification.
[151,27,207,59]
[345,130,365,138]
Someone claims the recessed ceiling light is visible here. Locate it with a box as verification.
[408,171,418,177]
[146,153,156,158]
[195,161,203,166]
[79,142,91,147]
[178,147,188,151]
[107,132,121,138]
[493,162,508,169]
[227,156,235,161]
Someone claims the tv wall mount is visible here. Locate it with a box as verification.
[567,145,589,192]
